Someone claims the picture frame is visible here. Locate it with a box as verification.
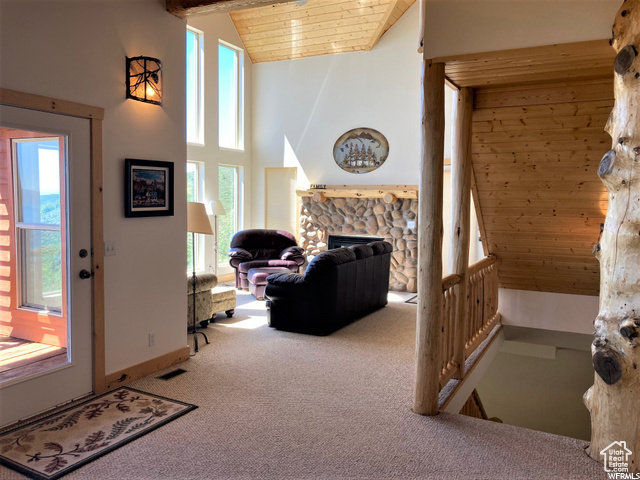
[124,158,174,217]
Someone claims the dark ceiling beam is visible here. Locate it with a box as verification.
[166,0,294,17]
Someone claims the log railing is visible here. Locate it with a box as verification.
[438,255,500,389]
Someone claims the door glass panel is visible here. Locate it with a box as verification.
[15,139,61,225]
[13,137,63,313]
[19,228,62,312]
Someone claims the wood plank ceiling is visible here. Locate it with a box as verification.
[229,0,416,63]
[434,40,615,296]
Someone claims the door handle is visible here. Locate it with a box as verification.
[79,269,93,280]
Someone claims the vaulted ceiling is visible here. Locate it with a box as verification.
[169,0,417,64]
[229,0,416,63]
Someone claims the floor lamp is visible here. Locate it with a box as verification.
[187,202,213,353]
[209,199,227,276]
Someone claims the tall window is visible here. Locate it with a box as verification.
[187,161,204,272]
[218,165,242,266]
[186,27,203,144]
[218,41,244,150]
[13,138,63,313]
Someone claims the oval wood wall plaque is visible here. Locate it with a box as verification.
[333,128,389,174]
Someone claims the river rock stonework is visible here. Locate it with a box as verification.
[299,196,418,292]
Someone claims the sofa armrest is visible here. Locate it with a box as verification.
[229,247,252,268]
[279,246,305,266]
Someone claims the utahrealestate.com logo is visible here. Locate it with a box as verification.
[602,441,640,479]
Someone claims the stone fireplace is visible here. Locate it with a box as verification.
[298,189,419,292]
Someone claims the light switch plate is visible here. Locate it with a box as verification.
[105,241,116,256]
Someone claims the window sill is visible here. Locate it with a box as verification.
[17,306,62,317]
[187,141,205,147]
[218,146,245,153]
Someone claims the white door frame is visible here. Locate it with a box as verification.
[0,88,106,398]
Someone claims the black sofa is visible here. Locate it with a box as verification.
[265,241,393,335]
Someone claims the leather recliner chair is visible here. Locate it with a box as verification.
[265,241,392,335]
[228,229,306,289]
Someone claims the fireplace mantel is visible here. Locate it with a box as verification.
[296,184,418,201]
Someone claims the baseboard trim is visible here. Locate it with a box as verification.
[104,347,190,391]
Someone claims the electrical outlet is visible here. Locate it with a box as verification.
[105,241,116,256]
[407,220,416,230]
[148,333,155,347]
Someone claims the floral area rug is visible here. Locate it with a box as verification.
[0,387,197,480]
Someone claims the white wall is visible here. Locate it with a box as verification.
[478,347,593,440]
[251,3,473,272]
[251,3,442,223]
[424,0,621,59]
[499,289,599,335]
[186,13,252,274]
[0,0,187,374]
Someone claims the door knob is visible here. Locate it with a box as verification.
[79,269,93,279]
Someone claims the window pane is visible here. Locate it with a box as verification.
[15,140,61,225]
[187,162,197,202]
[187,233,194,272]
[218,166,237,265]
[187,162,198,272]
[186,29,200,143]
[20,229,62,312]
[219,44,238,149]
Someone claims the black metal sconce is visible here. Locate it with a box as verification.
[126,56,162,106]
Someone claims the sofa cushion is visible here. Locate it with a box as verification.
[304,248,356,282]
[349,244,373,259]
[370,240,393,255]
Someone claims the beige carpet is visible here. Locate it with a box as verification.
[0,292,606,479]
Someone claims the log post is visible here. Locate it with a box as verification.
[413,60,446,416]
[585,0,640,471]
[450,88,473,380]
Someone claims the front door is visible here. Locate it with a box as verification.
[0,105,93,426]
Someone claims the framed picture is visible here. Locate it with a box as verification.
[125,158,174,217]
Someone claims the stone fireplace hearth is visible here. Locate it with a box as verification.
[298,192,418,292]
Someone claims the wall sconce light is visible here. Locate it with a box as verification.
[126,56,162,106]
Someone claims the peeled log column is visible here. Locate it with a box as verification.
[585,0,640,470]
[413,61,445,416]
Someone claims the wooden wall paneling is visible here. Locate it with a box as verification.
[468,73,612,296]
[474,80,614,109]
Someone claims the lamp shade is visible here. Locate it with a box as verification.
[209,199,227,216]
[187,202,214,235]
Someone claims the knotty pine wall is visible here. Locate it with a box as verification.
[471,78,613,296]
